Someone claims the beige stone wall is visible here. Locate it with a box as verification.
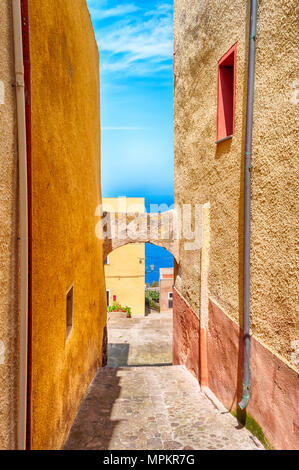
[174,0,298,369]
[0,0,19,449]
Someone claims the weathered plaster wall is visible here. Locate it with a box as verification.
[174,0,298,376]
[249,0,298,365]
[29,0,107,449]
[208,299,299,450]
[173,288,200,381]
[0,0,18,450]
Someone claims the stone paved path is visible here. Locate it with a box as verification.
[64,311,263,450]
[107,310,173,367]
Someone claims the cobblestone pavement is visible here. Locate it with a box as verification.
[107,310,173,367]
[64,311,263,450]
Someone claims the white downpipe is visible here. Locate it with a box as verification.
[12,0,28,450]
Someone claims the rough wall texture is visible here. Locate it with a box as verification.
[0,0,18,450]
[174,0,298,449]
[29,0,107,449]
[208,299,299,450]
[249,0,298,365]
[174,0,298,376]
[173,288,200,381]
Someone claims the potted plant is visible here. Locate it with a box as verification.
[108,302,122,313]
[125,307,132,318]
[107,303,132,317]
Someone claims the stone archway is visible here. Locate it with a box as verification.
[100,209,180,263]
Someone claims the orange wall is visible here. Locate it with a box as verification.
[29,0,106,449]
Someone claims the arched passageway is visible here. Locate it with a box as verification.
[98,209,180,263]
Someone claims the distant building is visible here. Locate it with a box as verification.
[159,268,174,312]
[103,198,145,316]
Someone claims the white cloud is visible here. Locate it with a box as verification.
[102,126,146,130]
[145,3,173,16]
[90,1,173,77]
[88,3,140,20]
[86,0,107,11]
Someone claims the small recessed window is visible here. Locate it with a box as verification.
[106,290,110,306]
[168,292,173,309]
[66,286,74,339]
[104,256,109,265]
[216,43,237,143]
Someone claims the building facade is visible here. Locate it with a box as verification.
[174,0,298,450]
[159,268,174,313]
[103,198,145,317]
[0,0,107,450]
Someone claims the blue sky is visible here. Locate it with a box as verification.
[87,0,174,201]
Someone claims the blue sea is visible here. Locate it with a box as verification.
[144,195,174,285]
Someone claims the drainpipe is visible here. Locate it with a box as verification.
[239,0,258,410]
[21,0,32,449]
[12,0,32,449]
[12,0,28,449]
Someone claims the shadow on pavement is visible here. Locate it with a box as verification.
[64,368,122,450]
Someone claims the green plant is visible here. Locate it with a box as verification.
[145,290,160,312]
[107,302,132,318]
[146,290,159,302]
[125,306,132,318]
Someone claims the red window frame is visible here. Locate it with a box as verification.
[216,43,237,143]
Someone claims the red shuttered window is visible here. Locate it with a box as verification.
[217,43,237,143]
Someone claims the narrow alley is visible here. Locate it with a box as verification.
[64,312,262,450]
[1,0,297,453]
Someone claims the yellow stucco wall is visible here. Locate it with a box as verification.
[103,198,145,316]
[29,0,107,449]
[0,0,19,450]
[174,0,298,370]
